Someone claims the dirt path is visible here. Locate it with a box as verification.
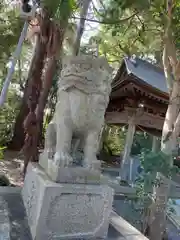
[0,151,24,186]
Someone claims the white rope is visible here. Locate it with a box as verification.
[0,21,29,107]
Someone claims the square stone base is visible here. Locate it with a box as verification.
[22,163,114,240]
[39,151,109,184]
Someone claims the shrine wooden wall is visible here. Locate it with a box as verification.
[105,111,164,131]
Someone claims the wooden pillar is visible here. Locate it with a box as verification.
[119,113,136,181]
[152,136,160,153]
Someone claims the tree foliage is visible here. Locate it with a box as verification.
[93,0,173,66]
[102,125,153,157]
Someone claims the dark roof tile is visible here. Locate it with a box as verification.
[124,57,168,93]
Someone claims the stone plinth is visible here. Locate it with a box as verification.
[39,154,108,184]
[22,163,114,240]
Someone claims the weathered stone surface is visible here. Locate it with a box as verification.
[0,196,10,239]
[0,188,32,240]
[40,55,112,173]
[40,156,109,184]
[22,163,114,239]
[0,186,179,239]
[0,187,129,240]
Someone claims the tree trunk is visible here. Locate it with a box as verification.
[148,81,180,240]
[9,39,38,150]
[35,0,92,155]
[21,0,74,174]
[22,32,47,175]
[35,22,67,149]
[35,56,57,146]
[148,2,180,239]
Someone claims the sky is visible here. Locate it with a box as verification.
[81,1,100,43]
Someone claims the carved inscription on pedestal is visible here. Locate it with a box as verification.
[46,193,105,235]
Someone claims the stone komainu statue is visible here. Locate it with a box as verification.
[43,56,112,169]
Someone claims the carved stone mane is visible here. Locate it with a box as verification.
[58,56,112,104]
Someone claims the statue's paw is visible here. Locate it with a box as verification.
[83,158,101,171]
[83,159,92,169]
[47,148,55,159]
[54,151,73,167]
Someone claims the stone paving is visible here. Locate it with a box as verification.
[0,188,32,240]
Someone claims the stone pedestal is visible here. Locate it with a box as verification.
[39,152,108,184]
[22,163,114,240]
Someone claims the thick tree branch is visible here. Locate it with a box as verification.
[96,0,106,10]
[164,29,177,70]
[135,14,145,30]
[71,12,138,25]
[164,0,177,69]
[162,0,180,150]
[118,43,130,56]
[162,0,177,94]
[123,17,135,35]
[92,0,105,18]
[172,110,180,138]
[162,45,173,93]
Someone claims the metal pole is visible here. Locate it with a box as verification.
[0,21,29,107]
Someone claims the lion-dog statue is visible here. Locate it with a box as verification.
[41,55,112,170]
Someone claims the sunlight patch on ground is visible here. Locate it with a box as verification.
[0,151,24,187]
